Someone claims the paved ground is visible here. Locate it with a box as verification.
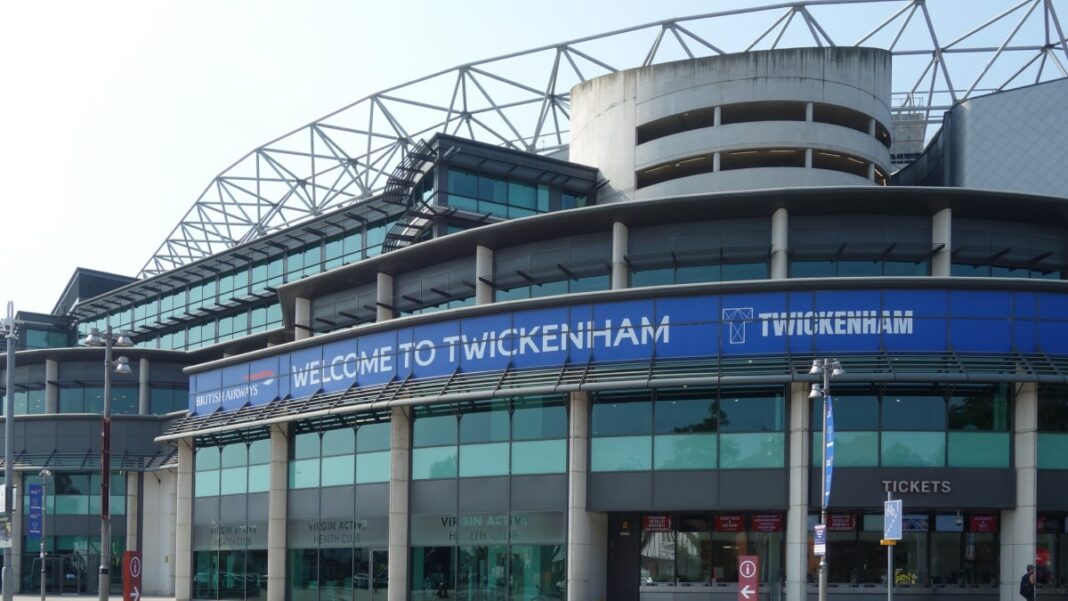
[13,596,174,601]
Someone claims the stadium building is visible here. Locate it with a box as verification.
[4,4,1068,601]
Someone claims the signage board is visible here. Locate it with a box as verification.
[884,499,902,540]
[27,484,43,537]
[716,515,745,532]
[188,289,1068,414]
[642,515,672,532]
[751,514,783,532]
[823,395,835,509]
[813,525,827,556]
[827,514,856,531]
[738,555,759,601]
[0,517,11,549]
[123,551,142,601]
[970,515,997,533]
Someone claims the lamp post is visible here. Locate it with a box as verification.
[809,358,845,601]
[2,302,16,601]
[81,326,132,601]
[38,469,51,601]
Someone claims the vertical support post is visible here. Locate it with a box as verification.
[99,326,113,601]
[10,473,22,594]
[611,222,629,290]
[475,246,494,305]
[805,102,814,122]
[388,406,411,601]
[376,273,394,322]
[1002,382,1038,600]
[771,208,789,280]
[887,492,894,601]
[714,105,722,126]
[44,359,58,414]
[174,440,194,601]
[293,297,312,341]
[40,474,47,601]
[805,149,813,168]
[567,391,605,601]
[3,302,16,601]
[267,424,288,601]
[932,209,952,277]
[785,383,810,601]
[138,358,150,416]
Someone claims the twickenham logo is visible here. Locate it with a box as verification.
[722,307,755,344]
[722,306,914,345]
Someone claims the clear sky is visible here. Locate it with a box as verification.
[0,0,1049,314]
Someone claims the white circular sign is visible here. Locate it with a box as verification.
[739,559,757,579]
[129,556,141,578]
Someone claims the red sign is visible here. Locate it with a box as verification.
[969,514,997,533]
[123,551,142,601]
[751,514,783,532]
[716,515,745,532]
[642,515,672,532]
[827,514,856,531]
[738,555,760,601]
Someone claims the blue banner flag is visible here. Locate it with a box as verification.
[823,395,835,509]
[27,484,43,537]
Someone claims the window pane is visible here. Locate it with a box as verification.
[357,422,391,452]
[508,181,536,209]
[293,432,320,459]
[883,394,946,430]
[1038,434,1068,468]
[812,394,878,431]
[511,399,566,440]
[719,391,783,432]
[459,405,509,443]
[719,433,785,468]
[654,434,717,470]
[289,458,320,488]
[221,443,247,468]
[195,470,220,497]
[949,386,1009,431]
[220,467,247,495]
[459,442,509,477]
[355,451,390,484]
[321,455,355,486]
[248,464,270,493]
[948,432,1009,467]
[882,432,945,466]
[812,431,878,467]
[414,414,457,447]
[591,393,651,436]
[322,428,355,456]
[412,446,458,480]
[590,436,651,472]
[196,448,221,471]
[511,440,566,475]
[655,391,716,433]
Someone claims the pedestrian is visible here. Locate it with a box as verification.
[1020,564,1036,601]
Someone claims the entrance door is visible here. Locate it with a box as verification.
[607,513,641,601]
[370,550,388,601]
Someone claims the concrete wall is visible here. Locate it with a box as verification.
[570,47,892,201]
[141,468,178,596]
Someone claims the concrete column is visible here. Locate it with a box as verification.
[44,358,58,414]
[867,162,876,182]
[611,222,629,290]
[805,102,814,122]
[11,472,22,593]
[1001,383,1038,600]
[138,357,150,415]
[475,246,494,305]
[175,439,194,601]
[126,472,139,551]
[713,152,721,172]
[785,383,811,601]
[377,273,394,322]
[267,424,288,601]
[804,149,813,168]
[388,406,411,601]
[771,208,789,280]
[294,297,312,341]
[868,118,877,137]
[567,391,607,601]
[932,208,952,277]
[714,105,722,126]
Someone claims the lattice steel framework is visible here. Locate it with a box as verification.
[139,0,1068,277]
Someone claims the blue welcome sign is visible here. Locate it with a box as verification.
[189,288,1068,414]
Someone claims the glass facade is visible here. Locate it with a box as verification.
[811,385,1011,468]
[639,513,784,586]
[445,168,566,219]
[21,472,127,595]
[590,388,785,472]
[805,513,999,587]
[193,441,271,600]
[1039,386,1068,468]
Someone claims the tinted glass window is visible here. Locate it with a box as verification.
[882,393,946,430]
[591,392,652,436]
[654,390,716,433]
[719,390,783,432]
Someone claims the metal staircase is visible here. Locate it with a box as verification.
[382,140,442,253]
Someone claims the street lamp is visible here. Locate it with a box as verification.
[2,302,16,601]
[809,358,845,601]
[81,325,132,601]
[38,469,51,601]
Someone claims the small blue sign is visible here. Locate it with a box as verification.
[822,395,835,510]
[27,484,42,537]
[814,524,827,556]
[884,499,903,540]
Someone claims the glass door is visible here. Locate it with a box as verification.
[370,550,388,601]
